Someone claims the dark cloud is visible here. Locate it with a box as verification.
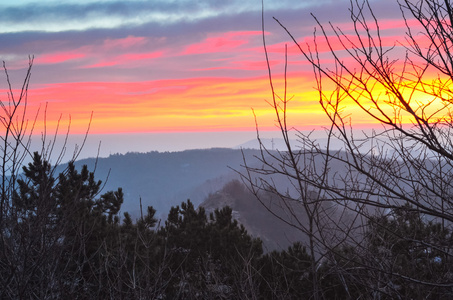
[0,0,260,32]
[2,2,175,22]
[0,0,403,85]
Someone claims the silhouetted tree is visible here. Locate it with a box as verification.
[158,199,263,299]
[241,0,453,298]
[260,242,314,299]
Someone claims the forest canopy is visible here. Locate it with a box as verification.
[2,0,453,299]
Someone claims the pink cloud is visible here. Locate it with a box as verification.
[191,59,280,71]
[31,37,150,68]
[83,60,119,69]
[101,36,147,50]
[38,52,85,64]
[183,31,263,55]
[118,51,163,61]
[82,51,163,69]
[261,33,406,56]
[22,71,324,134]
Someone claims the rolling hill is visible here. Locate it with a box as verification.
[66,148,268,218]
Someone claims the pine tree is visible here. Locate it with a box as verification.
[4,152,127,298]
[260,242,314,299]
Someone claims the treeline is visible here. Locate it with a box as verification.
[1,152,311,299]
[1,153,451,299]
[69,147,264,215]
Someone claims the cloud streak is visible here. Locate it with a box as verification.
[0,0,336,33]
[0,0,413,134]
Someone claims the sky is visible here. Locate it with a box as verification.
[0,0,417,155]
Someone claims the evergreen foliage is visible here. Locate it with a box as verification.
[260,242,314,299]
[2,153,453,298]
[317,205,453,299]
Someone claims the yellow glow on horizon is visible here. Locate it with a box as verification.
[7,63,450,136]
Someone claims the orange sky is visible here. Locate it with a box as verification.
[0,0,445,139]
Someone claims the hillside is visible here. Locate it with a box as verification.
[61,146,369,251]
[200,180,307,251]
[65,148,269,218]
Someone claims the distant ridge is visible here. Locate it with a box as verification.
[234,138,294,151]
[62,148,270,219]
[235,137,346,151]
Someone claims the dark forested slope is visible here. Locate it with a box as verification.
[65,148,265,217]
